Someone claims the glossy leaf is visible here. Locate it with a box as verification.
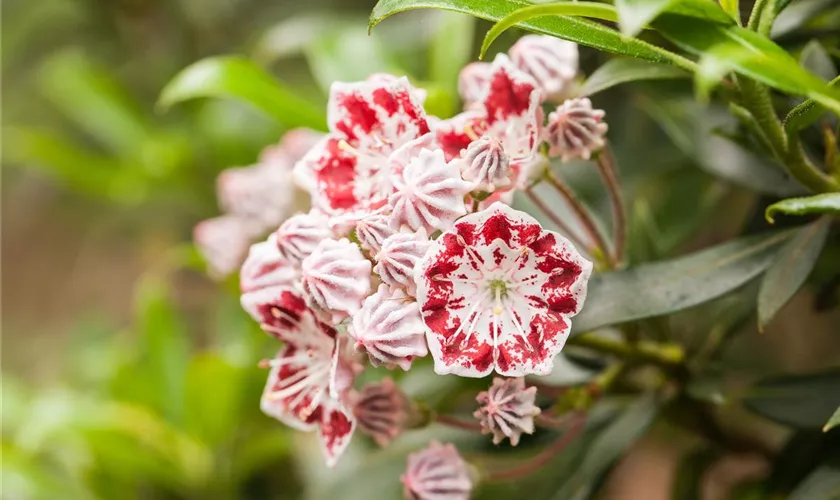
[579,58,690,96]
[654,16,840,114]
[573,231,792,334]
[790,465,840,500]
[758,218,830,330]
[743,369,840,428]
[370,0,691,68]
[614,0,731,37]
[552,394,659,499]
[158,56,326,130]
[784,76,840,134]
[825,407,840,433]
[719,0,741,24]
[765,194,840,223]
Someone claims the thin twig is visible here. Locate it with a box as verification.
[544,170,616,268]
[435,414,482,432]
[596,147,627,266]
[524,188,589,251]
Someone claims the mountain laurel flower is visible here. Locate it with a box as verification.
[545,98,608,162]
[275,210,333,263]
[460,136,511,192]
[352,377,414,446]
[216,163,293,230]
[458,62,492,108]
[240,233,299,294]
[355,213,396,254]
[349,284,428,370]
[389,148,472,233]
[401,441,473,500]
[415,202,593,377]
[474,377,540,446]
[374,230,432,294]
[301,238,372,321]
[510,35,578,101]
[193,215,261,279]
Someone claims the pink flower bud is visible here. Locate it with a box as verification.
[349,284,428,370]
[355,213,396,254]
[301,237,371,321]
[545,98,608,162]
[275,210,333,263]
[374,230,431,294]
[510,35,578,101]
[401,441,473,500]
[474,377,540,446]
[352,378,414,446]
[193,216,261,279]
[460,136,511,192]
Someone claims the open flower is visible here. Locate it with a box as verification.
[389,148,472,232]
[349,284,428,370]
[294,76,429,217]
[374,230,432,294]
[414,202,592,377]
[545,98,608,161]
[401,441,473,500]
[301,238,372,321]
[193,215,261,279]
[434,54,542,163]
[509,35,578,101]
[275,210,333,263]
[474,377,540,446]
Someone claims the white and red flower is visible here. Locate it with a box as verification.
[293,77,430,218]
[434,54,543,164]
[414,202,592,377]
[301,237,372,321]
[458,62,492,108]
[349,284,428,370]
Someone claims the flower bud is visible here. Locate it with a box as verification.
[401,441,473,500]
[460,137,511,192]
[474,377,540,446]
[301,238,371,321]
[510,35,578,101]
[352,378,415,446]
[545,98,608,161]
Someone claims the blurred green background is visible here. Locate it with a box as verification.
[3,0,840,499]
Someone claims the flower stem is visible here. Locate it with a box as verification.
[486,412,586,481]
[543,170,617,268]
[435,414,482,432]
[568,333,685,369]
[595,147,626,266]
[524,188,590,251]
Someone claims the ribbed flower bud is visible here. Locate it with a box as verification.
[460,136,511,192]
[275,210,332,263]
[545,98,608,161]
[374,230,431,295]
[474,377,540,446]
[301,238,371,321]
[401,441,473,500]
[352,378,415,446]
[355,213,395,254]
[509,35,578,101]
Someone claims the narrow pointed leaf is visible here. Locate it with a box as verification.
[758,218,830,330]
[765,194,840,223]
[158,56,326,130]
[579,58,690,96]
[825,407,840,433]
[615,0,674,36]
[654,16,840,114]
[719,0,741,23]
[744,369,840,428]
[574,231,792,333]
[370,0,690,67]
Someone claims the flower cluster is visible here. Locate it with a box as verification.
[200,33,608,493]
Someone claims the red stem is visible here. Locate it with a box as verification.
[435,414,483,432]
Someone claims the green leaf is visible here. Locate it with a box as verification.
[654,16,840,114]
[552,394,659,498]
[37,49,151,156]
[790,464,840,500]
[757,218,830,330]
[719,0,741,24]
[825,407,840,433]
[158,56,326,130]
[579,58,690,96]
[134,277,190,424]
[614,0,731,37]
[429,13,475,96]
[574,231,791,333]
[799,40,837,83]
[743,369,840,428]
[771,0,837,38]
[671,448,721,500]
[184,354,243,446]
[784,76,840,135]
[765,194,840,223]
[369,0,694,70]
